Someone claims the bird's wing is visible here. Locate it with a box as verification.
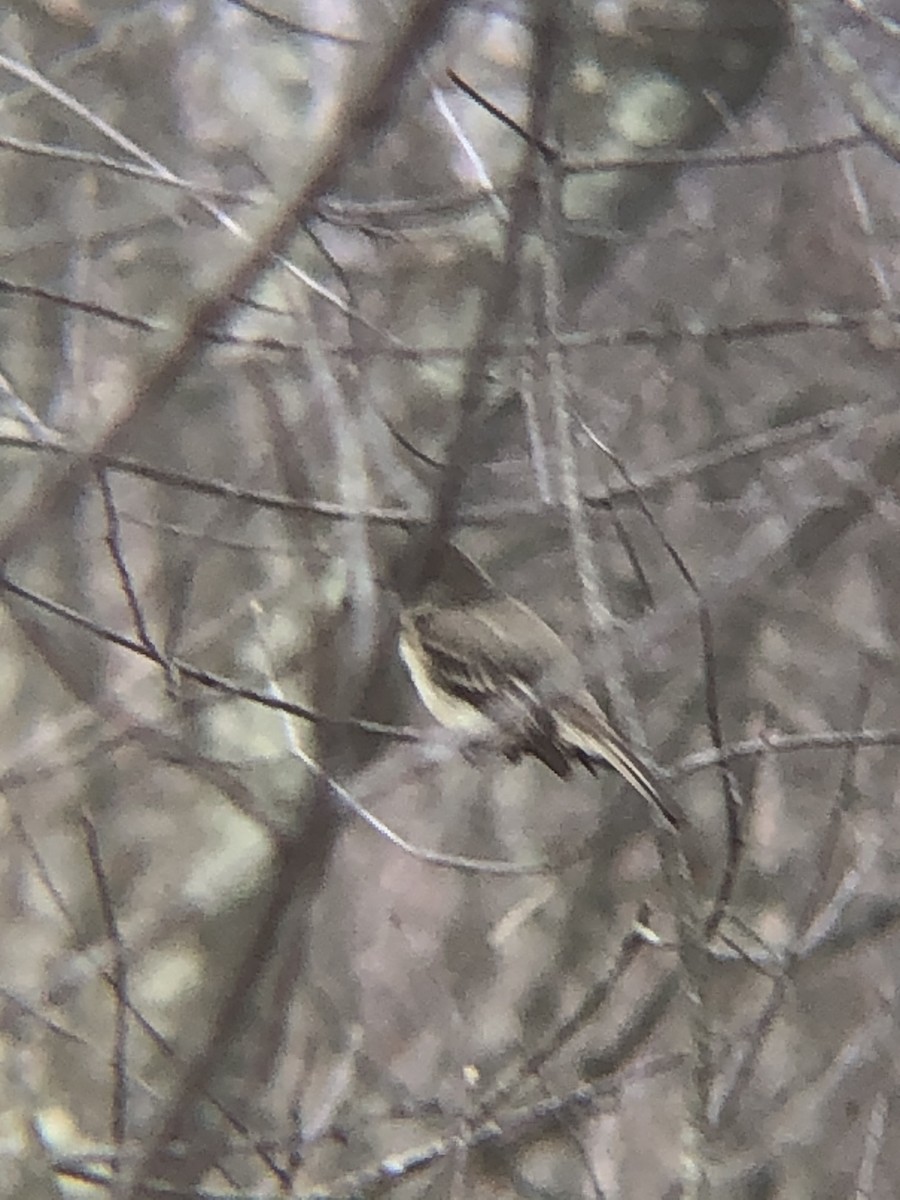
[406,606,567,761]
[405,608,506,708]
[407,605,539,699]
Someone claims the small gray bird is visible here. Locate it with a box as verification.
[398,546,677,828]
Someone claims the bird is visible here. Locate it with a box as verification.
[397,544,678,828]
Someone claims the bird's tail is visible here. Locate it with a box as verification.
[554,696,679,828]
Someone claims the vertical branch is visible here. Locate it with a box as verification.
[97,467,176,689]
[576,418,744,936]
[575,419,740,1196]
[80,813,129,1166]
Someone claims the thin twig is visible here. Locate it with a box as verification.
[248,600,553,876]
[0,133,256,201]
[676,727,900,777]
[0,568,417,742]
[81,814,130,1164]
[447,68,557,162]
[96,469,176,690]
